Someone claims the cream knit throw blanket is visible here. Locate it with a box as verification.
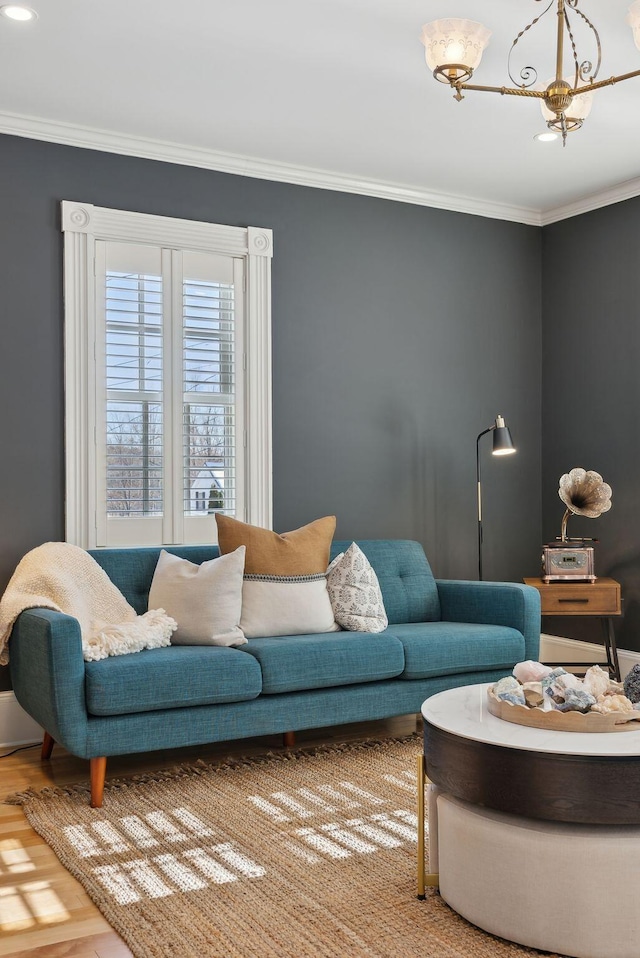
[0,542,177,665]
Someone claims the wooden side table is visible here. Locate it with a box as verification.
[523,577,622,681]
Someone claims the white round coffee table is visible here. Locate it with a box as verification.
[418,683,640,958]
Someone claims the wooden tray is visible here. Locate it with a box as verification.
[487,687,640,733]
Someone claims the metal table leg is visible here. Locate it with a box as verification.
[417,754,439,899]
[601,617,621,682]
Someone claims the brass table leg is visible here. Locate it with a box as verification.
[417,754,439,899]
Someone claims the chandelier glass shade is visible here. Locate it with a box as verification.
[421,1,640,145]
[421,19,492,84]
[627,1,640,47]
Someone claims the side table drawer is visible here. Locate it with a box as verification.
[539,584,620,616]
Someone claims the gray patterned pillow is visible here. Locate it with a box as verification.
[326,542,388,633]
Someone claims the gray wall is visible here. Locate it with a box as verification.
[0,134,542,690]
[542,199,640,651]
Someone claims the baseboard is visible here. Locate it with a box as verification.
[0,691,43,748]
[540,633,640,680]
[2,637,639,747]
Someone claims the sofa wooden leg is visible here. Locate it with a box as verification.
[283,731,296,748]
[41,731,55,760]
[90,757,107,808]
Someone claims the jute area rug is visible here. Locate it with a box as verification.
[11,736,558,958]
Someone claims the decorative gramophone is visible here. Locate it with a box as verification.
[542,468,612,583]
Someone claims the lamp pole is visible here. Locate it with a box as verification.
[476,415,516,581]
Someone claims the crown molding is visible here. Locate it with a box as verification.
[3,109,637,228]
[540,175,640,226]
[0,110,542,227]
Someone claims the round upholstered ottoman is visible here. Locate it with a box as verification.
[434,791,640,958]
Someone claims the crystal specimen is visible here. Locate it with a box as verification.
[522,681,544,708]
[513,660,552,683]
[591,694,635,714]
[493,676,521,696]
[583,665,609,699]
[557,688,596,713]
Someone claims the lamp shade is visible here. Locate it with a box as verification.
[627,1,640,51]
[540,77,594,124]
[421,19,491,82]
[492,416,515,456]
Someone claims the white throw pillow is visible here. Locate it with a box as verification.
[241,575,339,638]
[326,543,388,633]
[148,547,247,646]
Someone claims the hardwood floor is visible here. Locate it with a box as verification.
[0,715,418,957]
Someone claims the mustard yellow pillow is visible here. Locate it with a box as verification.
[215,515,339,638]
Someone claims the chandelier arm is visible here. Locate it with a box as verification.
[457,69,640,99]
[567,2,602,81]
[456,82,546,98]
[507,0,554,88]
[574,68,640,94]
[563,7,581,87]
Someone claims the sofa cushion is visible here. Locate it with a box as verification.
[331,540,441,625]
[389,622,525,680]
[85,645,262,716]
[242,632,405,694]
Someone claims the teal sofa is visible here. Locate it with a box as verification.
[9,540,540,806]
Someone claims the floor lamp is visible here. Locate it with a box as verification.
[476,415,516,580]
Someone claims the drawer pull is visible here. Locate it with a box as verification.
[558,598,589,604]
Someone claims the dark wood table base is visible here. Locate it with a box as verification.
[424,721,640,825]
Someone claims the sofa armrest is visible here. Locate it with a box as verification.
[9,608,90,757]
[435,580,541,662]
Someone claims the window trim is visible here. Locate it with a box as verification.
[62,200,273,548]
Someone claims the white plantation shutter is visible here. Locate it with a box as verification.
[62,202,272,549]
[97,243,164,546]
[94,243,244,547]
[180,251,245,544]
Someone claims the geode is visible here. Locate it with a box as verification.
[623,664,640,704]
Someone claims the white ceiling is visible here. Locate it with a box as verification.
[1,0,640,224]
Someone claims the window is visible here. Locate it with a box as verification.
[62,202,272,548]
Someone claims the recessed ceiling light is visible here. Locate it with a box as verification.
[0,5,37,20]
[534,131,558,143]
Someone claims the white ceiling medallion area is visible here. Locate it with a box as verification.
[1,108,639,229]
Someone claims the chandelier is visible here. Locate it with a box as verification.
[421,1,640,145]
